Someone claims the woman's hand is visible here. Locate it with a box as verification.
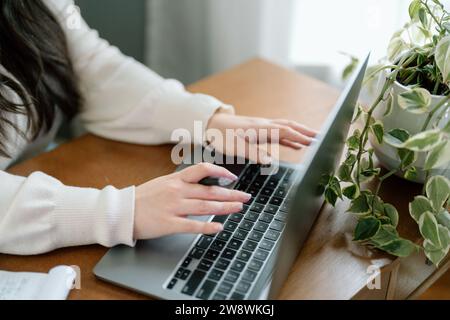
[134,163,251,239]
[206,113,318,163]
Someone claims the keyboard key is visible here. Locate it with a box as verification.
[217,281,233,294]
[212,215,228,223]
[259,239,275,251]
[205,249,220,261]
[248,230,263,242]
[256,195,269,204]
[221,248,237,260]
[247,187,259,197]
[239,220,254,231]
[264,204,279,215]
[236,250,252,262]
[235,182,248,191]
[244,211,259,222]
[182,270,206,295]
[230,292,245,300]
[260,188,273,196]
[254,249,269,261]
[189,247,205,259]
[265,229,281,241]
[254,221,269,233]
[229,213,244,223]
[275,212,287,222]
[167,278,177,289]
[270,197,283,206]
[242,269,258,282]
[259,213,274,224]
[224,221,238,231]
[243,240,258,251]
[275,189,286,197]
[266,178,278,189]
[236,280,251,293]
[231,260,246,272]
[251,203,265,213]
[196,235,214,249]
[251,178,266,189]
[181,257,192,268]
[198,259,213,271]
[209,268,224,281]
[196,280,217,300]
[234,228,248,241]
[245,197,254,205]
[280,201,290,212]
[216,258,231,270]
[270,220,285,232]
[248,259,263,271]
[175,268,184,278]
[176,267,191,280]
[217,231,232,241]
[225,270,240,283]
[212,293,227,300]
[211,240,227,252]
[228,238,243,250]
[285,168,294,178]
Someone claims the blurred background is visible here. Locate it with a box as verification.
[75,0,450,88]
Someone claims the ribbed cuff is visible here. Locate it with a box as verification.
[52,184,136,248]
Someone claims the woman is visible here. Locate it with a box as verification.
[0,0,316,255]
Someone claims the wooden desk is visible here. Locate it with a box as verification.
[0,59,447,299]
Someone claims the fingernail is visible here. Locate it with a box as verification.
[244,193,252,200]
[215,223,224,232]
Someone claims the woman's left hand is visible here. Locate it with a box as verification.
[206,113,318,163]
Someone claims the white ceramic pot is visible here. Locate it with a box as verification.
[370,80,450,183]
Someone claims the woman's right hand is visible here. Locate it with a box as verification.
[133,163,251,240]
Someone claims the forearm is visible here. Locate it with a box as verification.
[0,171,135,255]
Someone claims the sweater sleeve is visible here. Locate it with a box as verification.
[45,0,234,145]
[0,171,135,255]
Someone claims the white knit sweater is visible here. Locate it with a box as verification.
[0,0,232,255]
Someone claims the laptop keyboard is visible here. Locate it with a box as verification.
[165,164,295,300]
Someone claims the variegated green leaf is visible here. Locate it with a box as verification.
[425,140,450,170]
[419,211,441,248]
[423,239,447,266]
[384,203,399,227]
[384,128,410,148]
[379,238,418,257]
[409,195,433,222]
[354,217,381,241]
[401,129,442,152]
[436,209,450,229]
[426,176,450,212]
[436,35,450,83]
[398,88,432,114]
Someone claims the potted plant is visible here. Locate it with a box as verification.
[322,0,450,266]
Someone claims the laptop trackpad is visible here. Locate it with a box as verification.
[94,215,209,299]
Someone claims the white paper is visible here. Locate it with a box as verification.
[0,265,76,300]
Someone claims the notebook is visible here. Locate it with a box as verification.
[0,265,77,300]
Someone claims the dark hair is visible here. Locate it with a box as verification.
[0,0,81,157]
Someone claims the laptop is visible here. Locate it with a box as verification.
[94,54,369,300]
